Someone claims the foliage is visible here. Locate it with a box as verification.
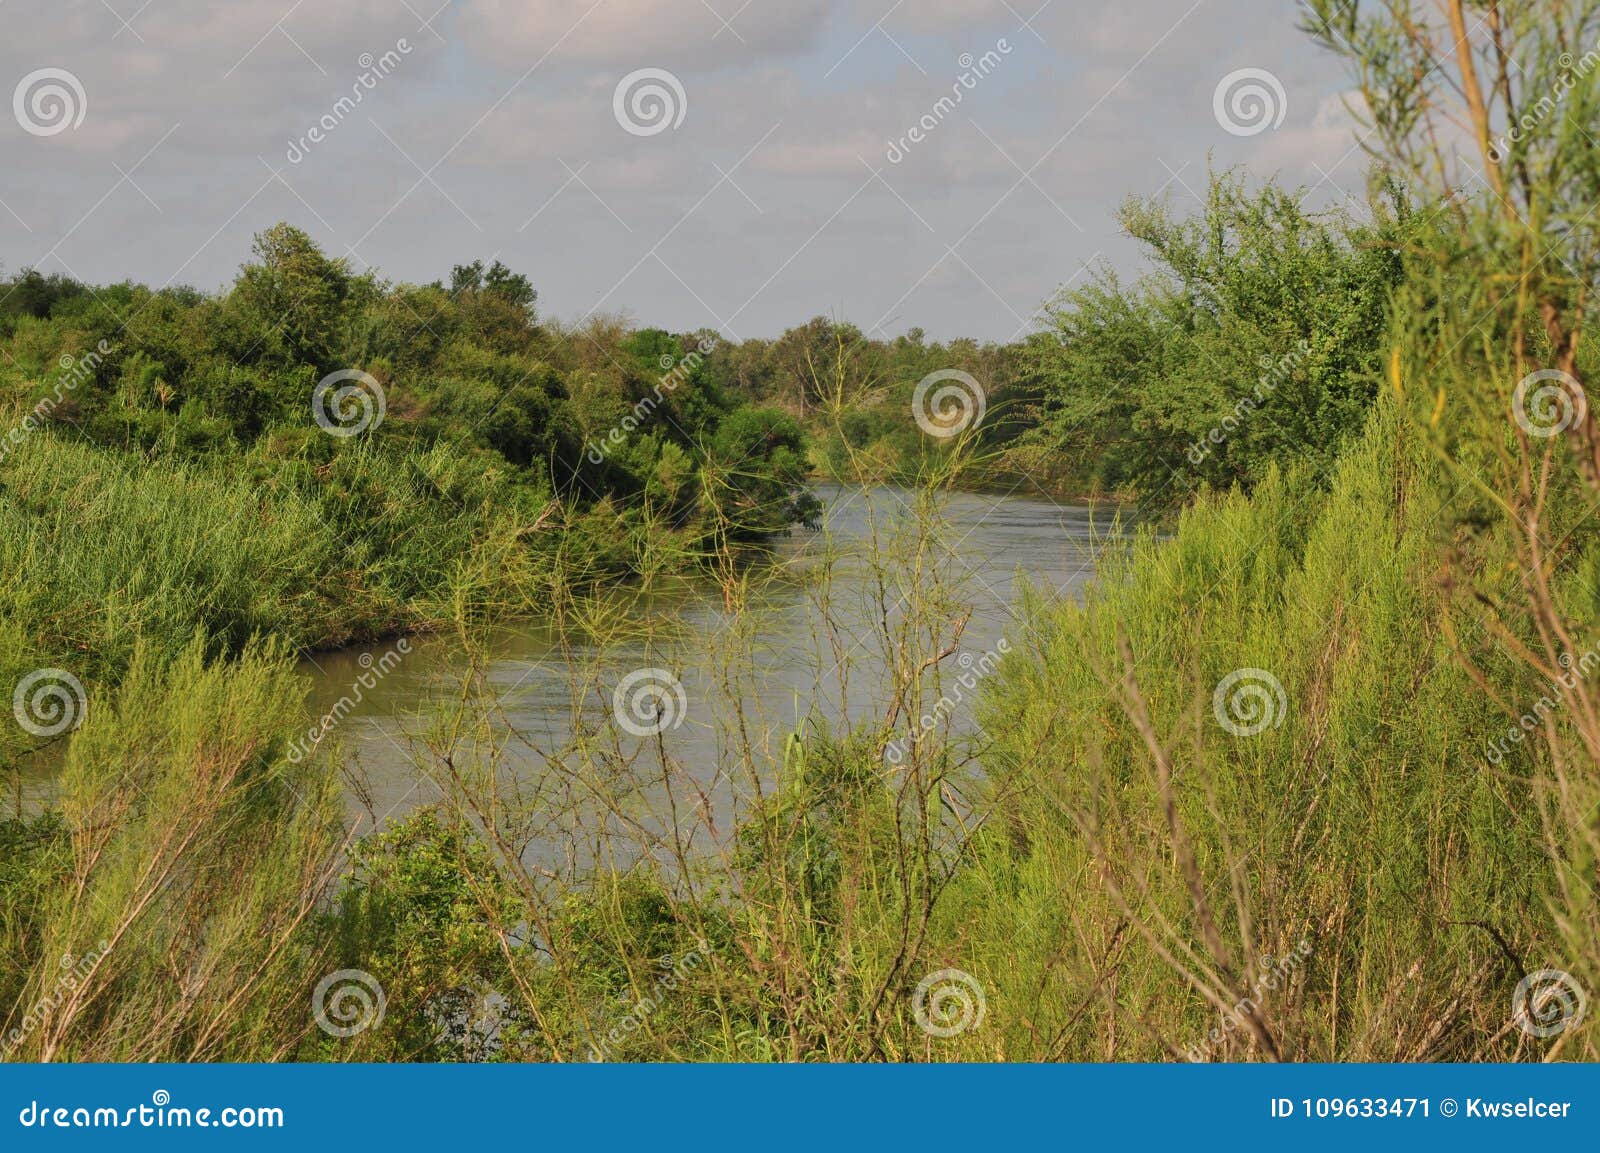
[0,224,813,554]
[1029,171,1408,497]
[706,318,1037,490]
[0,640,344,1061]
[9,0,1600,1068]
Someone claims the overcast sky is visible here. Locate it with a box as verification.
[0,1,1366,340]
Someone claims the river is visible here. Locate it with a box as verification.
[289,483,1115,853]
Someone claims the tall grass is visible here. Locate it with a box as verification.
[0,427,610,770]
[6,0,1599,1063]
[270,393,1588,1064]
[962,397,1571,1060]
[2,390,1590,1064]
[0,640,344,1060]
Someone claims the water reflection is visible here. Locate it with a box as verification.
[10,484,1120,845]
[299,483,1118,843]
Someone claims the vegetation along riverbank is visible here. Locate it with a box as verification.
[3,0,1599,1064]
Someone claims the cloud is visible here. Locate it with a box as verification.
[1256,90,1367,175]
[459,0,834,71]
[756,134,882,178]
[0,0,1367,339]
[885,0,1016,35]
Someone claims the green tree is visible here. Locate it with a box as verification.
[230,223,353,372]
[1030,172,1406,496]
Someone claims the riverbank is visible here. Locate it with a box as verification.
[287,483,1110,824]
[8,0,1600,1066]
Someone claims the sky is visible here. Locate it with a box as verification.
[0,1,1368,341]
